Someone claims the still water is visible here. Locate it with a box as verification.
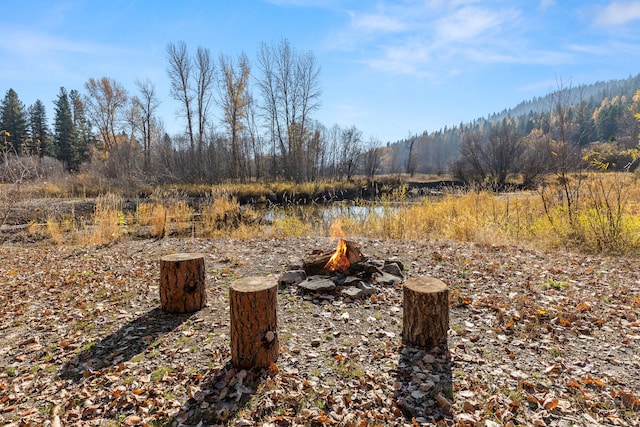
[260,201,402,230]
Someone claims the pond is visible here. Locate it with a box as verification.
[260,200,406,231]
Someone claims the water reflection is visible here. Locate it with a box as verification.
[261,201,400,230]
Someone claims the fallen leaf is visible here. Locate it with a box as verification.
[618,390,640,409]
[543,397,559,410]
[123,415,142,426]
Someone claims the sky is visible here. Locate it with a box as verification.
[2,0,640,144]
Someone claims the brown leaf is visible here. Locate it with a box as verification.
[566,377,580,388]
[543,397,559,410]
[576,301,591,311]
[582,377,607,388]
[618,390,640,409]
[123,415,142,426]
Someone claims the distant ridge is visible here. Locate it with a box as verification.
[380,72,640,175]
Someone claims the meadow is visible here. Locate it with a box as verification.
[10,172,640,256]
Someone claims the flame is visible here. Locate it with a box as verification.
[325,238,350,272]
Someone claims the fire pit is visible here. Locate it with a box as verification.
[278,237,404,299]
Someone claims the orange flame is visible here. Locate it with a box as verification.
[325,238,350,272]
[325,221,350,272]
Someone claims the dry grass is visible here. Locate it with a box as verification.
[88,193,124,245]
[32,172,640,255]
[337,172,640,254]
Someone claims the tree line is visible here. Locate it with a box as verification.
[384,76,640,186]
[2,39,640,189]
[0,38,382,186]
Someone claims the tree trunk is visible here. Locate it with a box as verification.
[230,277,279,369]
[402,277,449,348]
[159,253,206,313]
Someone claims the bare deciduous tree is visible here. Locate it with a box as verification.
[166,41,195,150]
[256,38,321,181]
[363,137,383,179]
[194,47,215,156]
[219,52,250,180]
[339,125,362,181]
[133,78,160,172]
[84,77,128,153]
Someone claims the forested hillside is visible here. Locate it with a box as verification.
[383,73,640,185]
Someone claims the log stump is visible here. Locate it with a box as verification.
[402,277,449,348]
[159,253,206,313]
[230,277,279,369]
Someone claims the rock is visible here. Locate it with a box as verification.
[299,277,336,293]
[343,276,363,286]
[356,281,376,296]
[373,270,402,286]
[382,262,403,278]
[422,353,436,364]
[286,258,303,270]
[385,258,404,271]
[278,270,307,288]
[341,286,366,299]
[310,338,322,347]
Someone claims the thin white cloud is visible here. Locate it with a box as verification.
[0,28,119,57]
[338,3,525,79]
[350,11,407,33]
[595,1,640,26]
[321,1,639,83]
[434,6,519,43]
[538,0,555,10]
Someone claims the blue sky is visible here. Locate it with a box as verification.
[2,0,640,144]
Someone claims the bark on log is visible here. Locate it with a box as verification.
[230,277,279,369]
[402,277,449,348]
[302,253,332,276]
[159,253,206,313]
[302,240,365,275]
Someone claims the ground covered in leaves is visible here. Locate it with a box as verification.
[1,237,639,426]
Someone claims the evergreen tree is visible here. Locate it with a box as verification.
[27,99,51,157]
[53,87,80,171]
[0,88,28,154]
[596,102,617,141]
[70,89,94,165]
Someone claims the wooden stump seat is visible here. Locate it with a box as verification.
[402,277,449,348]
[230,277,279,369]
[159,253,206,313]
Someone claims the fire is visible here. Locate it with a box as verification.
[325,238,351,272]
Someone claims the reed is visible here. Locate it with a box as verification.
[35,172,640,254]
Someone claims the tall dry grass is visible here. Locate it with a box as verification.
[87,193,124,245]
[40,172,640,254]
[337,172,640,254]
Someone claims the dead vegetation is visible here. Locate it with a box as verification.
[1,237,639,426]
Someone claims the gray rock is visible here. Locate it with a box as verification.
[286,258,304,270]
[343,276,362,286]
[382,262,403,278]
[299,277,336,293]
[356,281,376,296]
[385,258,405,271]
[278,270,307,288]
[341,286,366,299]
[374,271,402,286]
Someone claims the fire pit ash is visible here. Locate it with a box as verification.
[278,238,404,299]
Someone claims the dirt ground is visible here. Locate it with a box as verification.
[1,236,639,426]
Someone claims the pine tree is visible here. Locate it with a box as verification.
[53,87,79,171]
[0,89,28,154]
[27,99,51,157]
[70,89,94,165]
